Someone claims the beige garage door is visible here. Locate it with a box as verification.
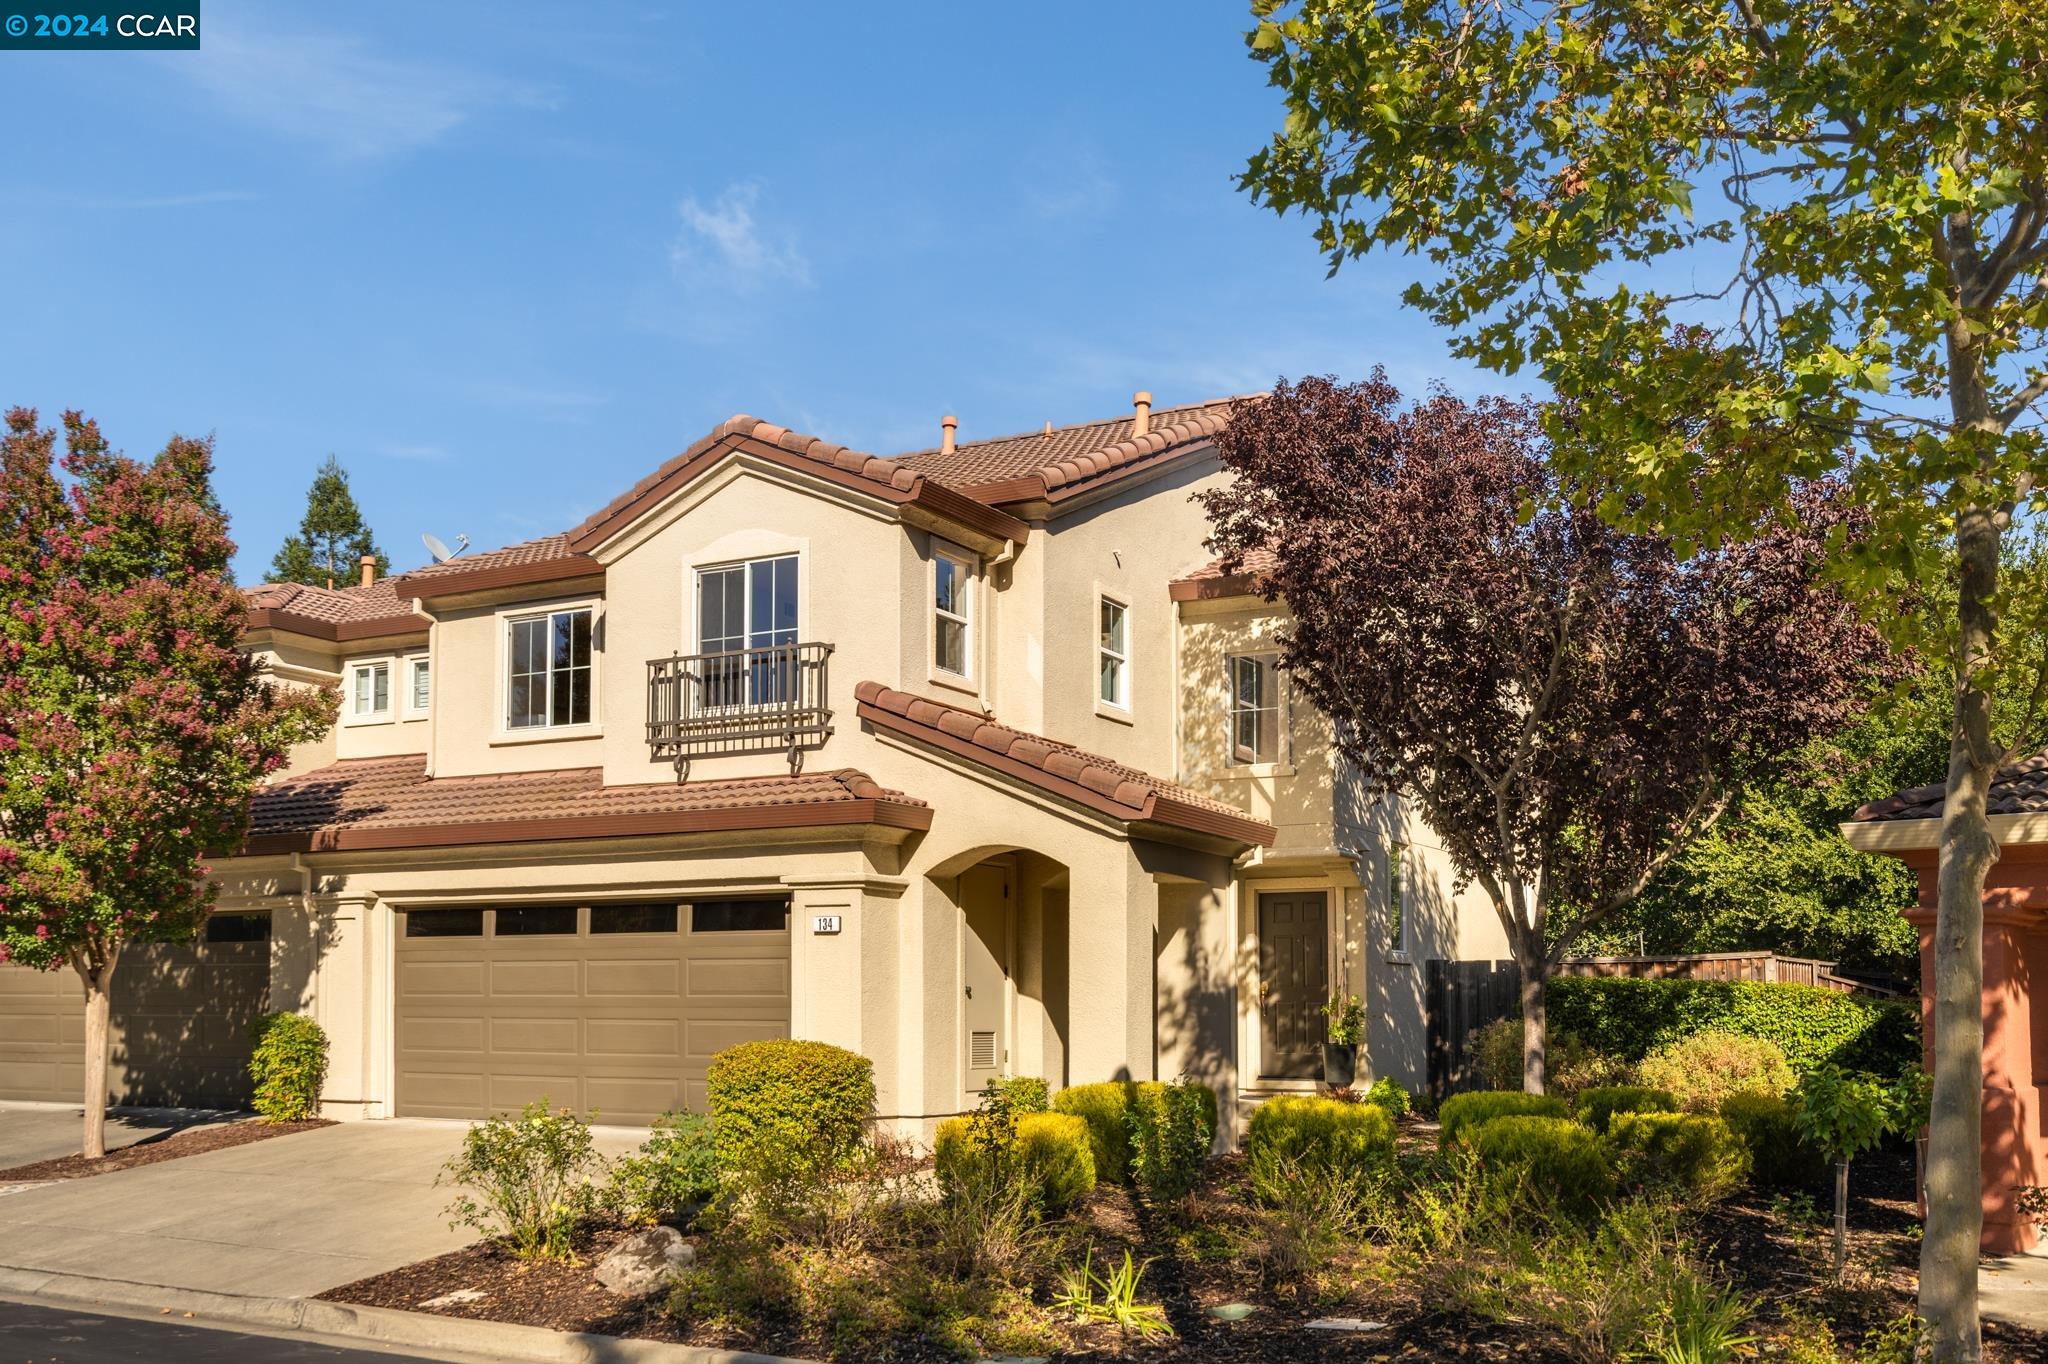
[395,899,791,1125]
[0,914,270,1108]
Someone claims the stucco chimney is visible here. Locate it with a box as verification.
[940,414,958,456]
[359,554,377,588]
[1132,390,1153,437]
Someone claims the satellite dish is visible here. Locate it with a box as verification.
[421,532,470,564]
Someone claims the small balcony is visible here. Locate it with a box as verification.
[646,642,834,779]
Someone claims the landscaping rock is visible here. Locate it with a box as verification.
[1305,1317,1389,1332]
[593,1225,695,1298]
[418,1288,485,1309]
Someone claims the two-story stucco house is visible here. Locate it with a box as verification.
[0,394,1508,1133]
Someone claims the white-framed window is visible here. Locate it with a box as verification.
[1386,842,1409,959]
[403,656,432,719]
[1097,595,1129,709]
[1227,653,1283,765]
[694,554,799,707]
[346,660,391,724]
[932,547,974,680]
[505,606,595,731]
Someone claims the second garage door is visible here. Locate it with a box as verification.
[394,898,791,1125]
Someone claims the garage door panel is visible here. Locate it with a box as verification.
[489,959,580,997]
[586,959,680,997]
[685,1018,786,1061]
[401,960,486,997]
[397,1070,488,1116]
[490,1017,580,1056]
[404,1016,486,1054]
[585,1018,680,1058]
[490,1073,583,1112]
[686,957,788,998]
[586,1075,684,1119]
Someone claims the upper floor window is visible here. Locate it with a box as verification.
[507,607,593,730]
[348,660,391,723]
[404,656,431,719]
[696,554,798,707]
[1098,596,1129,709]
[933,549,973,679]
[1227,654,1283,765]
[1387,843,1409,959]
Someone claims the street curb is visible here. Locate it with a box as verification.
[0,1265,805,1364]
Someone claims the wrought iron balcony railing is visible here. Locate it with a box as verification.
[645,642,833,779]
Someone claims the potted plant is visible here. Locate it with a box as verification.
[1321,994,1364,1088]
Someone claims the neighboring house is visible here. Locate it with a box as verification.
[0,394,1506,1133]
[1846,761,2048,1255]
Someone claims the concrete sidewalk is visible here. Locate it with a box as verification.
[1982,1249,2048,1332]
[0,1103,236,1169]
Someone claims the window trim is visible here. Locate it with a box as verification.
[401,654,432,721]
[491,597,603,745]
[929,542,977,689]
[342,657,395,727]
[1385,842,1411,963]
[1095,592,1132,718]
[1223,651,1291,772]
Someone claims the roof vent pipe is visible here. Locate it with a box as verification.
[1132,390,1153,438]
[940,414,958,456]
[360,554,377,588]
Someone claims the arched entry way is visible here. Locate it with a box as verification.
[930,846,1072,1109]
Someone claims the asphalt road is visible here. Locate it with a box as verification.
[0,1298,493,1363]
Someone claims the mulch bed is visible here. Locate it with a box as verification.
[0,1117,332,1183]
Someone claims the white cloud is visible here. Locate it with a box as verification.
[174,21,547,160]
[669,183,810,290]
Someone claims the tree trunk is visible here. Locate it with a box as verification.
[1919,504,2000,1364]
[72,954,116,1161]
[1834,1158,1850,1279]
[1517,947,1547,1095]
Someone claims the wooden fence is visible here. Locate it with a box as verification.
[1554,951,1902,998]
[1424,958,1521,1103]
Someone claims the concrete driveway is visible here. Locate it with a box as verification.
[0,1104,234,1169]
[0,1119,646,1299]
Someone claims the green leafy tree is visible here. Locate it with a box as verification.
[1241,5,2048,1352]
[268,454,385,588]
[0,409,335,1158]
[1794,1066,1931,1278]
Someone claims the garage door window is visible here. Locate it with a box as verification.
[204,914,270,943]
[691,899,790,933]
[406,909,484,937]
[590,903,679,934]
[495,905,579,936]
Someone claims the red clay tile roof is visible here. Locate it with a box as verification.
[1168,548,1281,602]
[240,756,930,854]
[852,682,1274,848]
[243,580,429,641]
[893,396,1255,505]
[1854,754,2048,823]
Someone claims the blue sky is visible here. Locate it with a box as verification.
[0,1,1498,582]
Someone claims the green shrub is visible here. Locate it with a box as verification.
[1574,1085,1679,1134]
[1051,1080,1217,1186]
[1718,1093,1828,1188]
[1246,1094,1396,1204]
[439,1101,603,1260]
[248,1011,328,1122]
[991,1075,1049,1113]
[707,1039,874,1177]
[1473,1016,1629,1097]
[1637,1031,1795,1112]
[607,1110,718,1226]
[1438,1090,1568,1146]
[1130,1079,1214,1202]
[1608,1112,1752,1203]
[1465,1115,1616,1217]
[1361,1076,1412,1117]
[935,1110,1097,1214]
[1546,975,1920,1075]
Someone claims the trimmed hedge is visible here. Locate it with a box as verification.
[934,1110,1096,1213]
[1246,1095,1395,1204]
[991,1075,1050,1113]
[1361,1076,1413,1118]
[706,1040,874,1175]
[249,1011,328,1122]
[1574,1085,1679,1134]
[1052,1080,1219,1185]
[1719,1092,1830,1188]
[1546,976,1919,1075]
[1466,1115,1615,1216]
[1438,1090,1568,1146]
[1607,1112,1751,1203]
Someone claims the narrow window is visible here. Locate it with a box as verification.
[494,905,579,936]
[1227,654,1283,765]
[351,661,391,719]
[506,608,593,730]
[405,908,484,938]
[933,550,972,678]
[204,913,270,944]
[1098,597,1129,708]
[1387,844,1408,957]
[691,899,791,933]
[590,903,679,934]
[695,555,799,706]
[407,657,431,716]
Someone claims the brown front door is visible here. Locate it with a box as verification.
[1258,891,1328,1079]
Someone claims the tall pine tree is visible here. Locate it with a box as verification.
[269,455,385,588]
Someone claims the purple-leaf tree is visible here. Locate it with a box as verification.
[1202,375,1900,1092]
[0,409,334,1157]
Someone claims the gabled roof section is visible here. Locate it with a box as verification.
[243,579,429,642]
[1169,548,1281,602]
[238,755,930,855]
[894,396,1253,507]
[853,681,1274,849]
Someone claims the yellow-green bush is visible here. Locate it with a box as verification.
[1719,1092,1829,1188]
[1438,1089,1568,1146]
[1051,1080,1218,1185]
[1574,1085,1679,1134]
[1246,1094,1395,1204]
[706,1039,874,1176]
[1607,1112,1751,1203]
[934,1110,1096,1213]
[248,1011,328,1123]
[1465,1114,1616,1217]
[1636,1031,1795,1112]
